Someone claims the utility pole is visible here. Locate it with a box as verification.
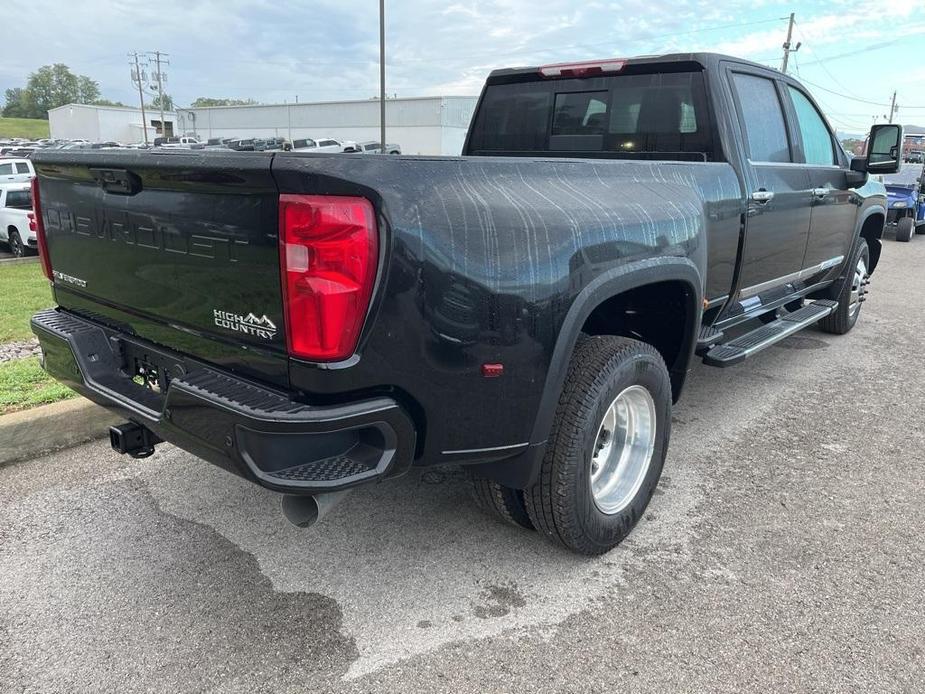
[888,90,898,123]
[379,0,386,150]
[129,52,149,146]
[148,51,170,137]
[781,13,801,74]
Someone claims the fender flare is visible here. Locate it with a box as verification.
[528,256,703,448]
[856,203,885,274]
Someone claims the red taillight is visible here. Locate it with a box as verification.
[538,58,626,79]
[30,177,52,280]
[278,194,379,362]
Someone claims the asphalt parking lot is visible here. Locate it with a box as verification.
[1,235,924,693]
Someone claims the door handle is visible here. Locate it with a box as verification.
[751,190,775,204]
[812,188,829,199]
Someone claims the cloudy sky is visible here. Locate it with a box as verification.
[4,0,925,134]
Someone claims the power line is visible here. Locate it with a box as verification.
[798,76,892,107]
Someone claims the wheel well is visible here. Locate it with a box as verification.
[581,280,697,400]
[859,213,883,273]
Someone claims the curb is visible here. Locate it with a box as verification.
[0,397,122,466]
[0,256,39,266]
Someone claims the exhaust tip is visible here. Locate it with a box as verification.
[281,490,352,528]
[280,494,321,528]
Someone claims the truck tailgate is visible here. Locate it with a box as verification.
[33,150,288,385]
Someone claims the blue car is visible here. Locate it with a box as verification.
[884,162,925,242]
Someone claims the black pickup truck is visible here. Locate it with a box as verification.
[30,53,901,555]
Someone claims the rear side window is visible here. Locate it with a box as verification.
[788,86,836,165]
[15,162,30,174]
[732,73,791,163]
[5,190,31,209]
[467,70,713,160]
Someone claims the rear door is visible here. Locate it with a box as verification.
[727,68,812,299]
[783,84,857,272]
[0,161,19,183]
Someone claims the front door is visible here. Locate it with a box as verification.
[785,85,857,272]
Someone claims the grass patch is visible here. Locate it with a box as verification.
[0,117,49,140]
[0,357,75,414]
[0,262,53,343]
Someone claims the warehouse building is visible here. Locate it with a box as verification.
[176,96,478,155]
[48,104,176,143]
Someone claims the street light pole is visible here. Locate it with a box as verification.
[379,0,386,151]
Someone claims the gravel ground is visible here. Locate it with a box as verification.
[0,237,923,693]
[0,338,41,363]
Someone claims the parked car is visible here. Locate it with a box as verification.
[227,138,256,151]
[0,158,35,183]
[29,52,899,555]
[159,136,202,149]
[290,137,356,153]
[291,138,317,151]
[317,138,358,153]
[906,151,923,164]
[262,137,289,151]
[352,141,402,154]
[884,162,925,241]
[0,183,37,256]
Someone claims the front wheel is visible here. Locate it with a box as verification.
[524,335,671,555]
[818,238,869,335]
[896,217,914,242]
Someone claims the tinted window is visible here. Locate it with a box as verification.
[732,73,791,162]
[788,86,835,165]
[5,190,32,208]
[319,140,338,147]
[0,163,13,175]
[552,91,608,135]
[467,71,712,159]
[15,162,30,174]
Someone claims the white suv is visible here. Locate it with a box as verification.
[0,158,35,184]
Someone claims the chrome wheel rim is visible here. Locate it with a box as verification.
[848,255,868,318]
[590,385,657,515]
[10,235,23,257]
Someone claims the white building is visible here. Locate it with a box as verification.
[48,104,177,144]
[176,96,478,155]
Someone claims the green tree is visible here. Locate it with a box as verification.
[92,99,129,108]
[77,75,100,104]
[190,97,258,107]
[1,64,107,119]
[150,93,174,111]
[2,88,30,118]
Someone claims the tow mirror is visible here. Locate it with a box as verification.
[866,123,904,174]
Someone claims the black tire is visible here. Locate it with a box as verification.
[818,238,869,335]
[915,221,925,235]
[8,230,24,258]
[896,217,914,242]
[524,335,671,555]
[470,474,534,530]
